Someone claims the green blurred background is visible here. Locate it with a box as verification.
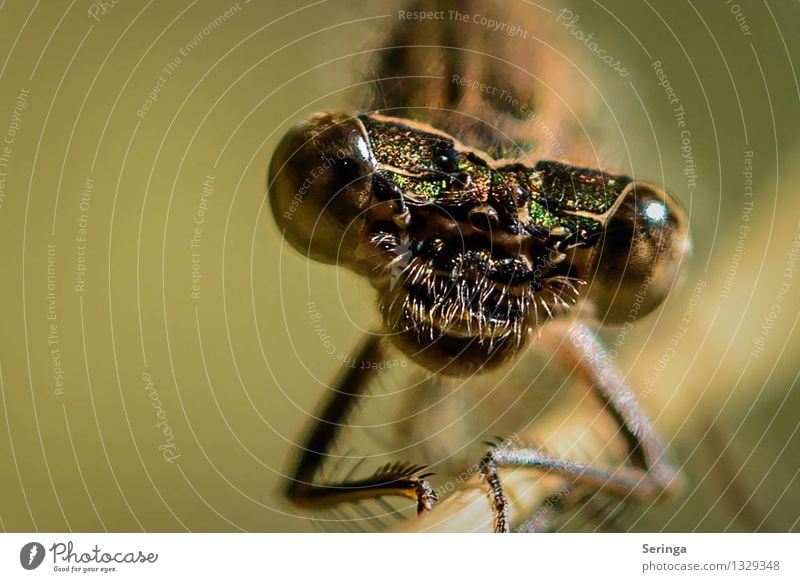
[0,0,798,532]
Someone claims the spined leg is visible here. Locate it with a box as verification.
[286,334,437,516]
[480,321,683,533]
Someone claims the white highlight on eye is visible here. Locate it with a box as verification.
[356,135,371,161]
[644,200,667,222]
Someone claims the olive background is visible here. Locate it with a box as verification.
[0,0,798,532]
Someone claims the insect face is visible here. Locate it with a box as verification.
[269,113,689,375]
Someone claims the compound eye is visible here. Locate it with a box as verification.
[587,182,690,323]
[468,204,500,232]
[268,113,375,265]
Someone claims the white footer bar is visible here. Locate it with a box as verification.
[1,533,797,581]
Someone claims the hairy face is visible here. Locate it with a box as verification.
[269,112,689,375]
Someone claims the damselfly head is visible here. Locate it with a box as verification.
[268,113,689,375]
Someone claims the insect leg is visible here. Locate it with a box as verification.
[285,334,437,515]
[480,321,683,533]
[544,321,683,493]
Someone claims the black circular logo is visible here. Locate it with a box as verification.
[19,542,46,570]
